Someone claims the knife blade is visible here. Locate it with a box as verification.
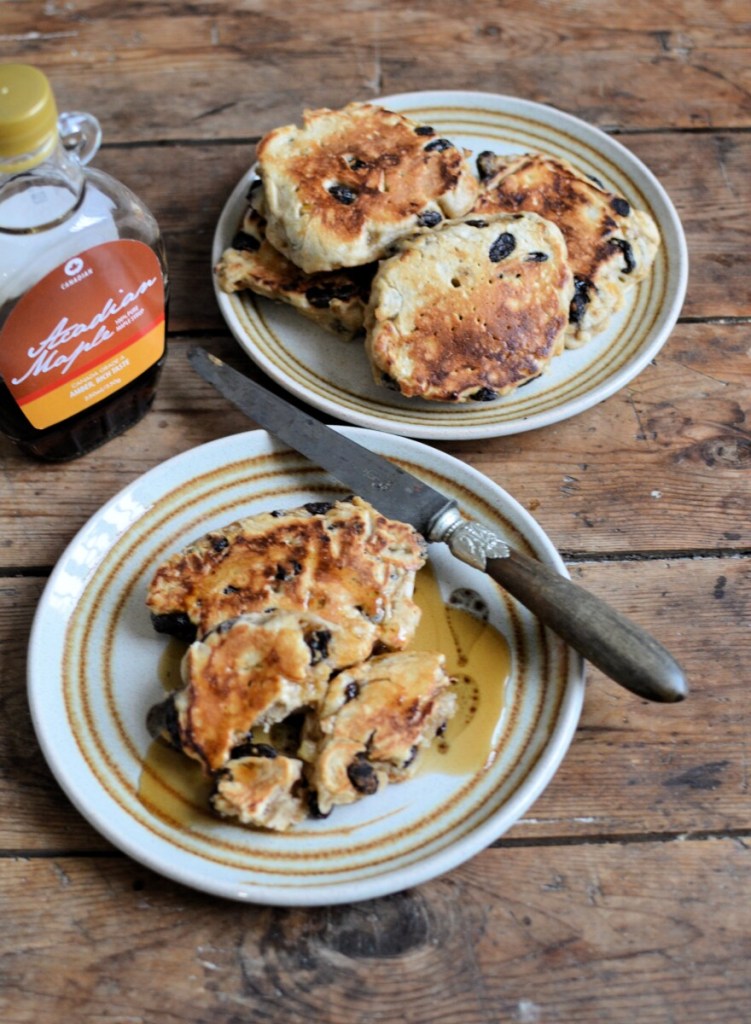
[189,346,687,704]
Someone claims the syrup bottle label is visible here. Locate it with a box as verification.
[0,239,166,429]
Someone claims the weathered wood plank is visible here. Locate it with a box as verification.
[3,0,750,136]
[2,556,748,851]
[0,837,749,1023]
[625,130,751,321]
[1,324,748,569]
[449,321,751,555]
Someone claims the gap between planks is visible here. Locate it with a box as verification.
[1,829,749,861]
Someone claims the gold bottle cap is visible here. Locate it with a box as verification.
[0,64,59,169]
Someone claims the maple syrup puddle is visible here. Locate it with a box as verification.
[138,562,511,822]
[411,562,510,776]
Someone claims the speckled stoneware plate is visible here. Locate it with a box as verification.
[212,89,687,441]
[28,428,584,905]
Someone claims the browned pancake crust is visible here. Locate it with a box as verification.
[175,611,349,771]
[473,151,660,341]
[147,496,427,654]
[366,213,573,402]
[300,650,456,814]
[214,207,374,338]
[211,753,307,831]
[256,102,479,271]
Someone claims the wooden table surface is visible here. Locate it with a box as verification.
[2,2,750,1021]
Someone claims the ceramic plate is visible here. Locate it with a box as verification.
[28,429,584,905]
[212,89,687,440]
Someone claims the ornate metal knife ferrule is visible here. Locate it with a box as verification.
[428,504,510,571]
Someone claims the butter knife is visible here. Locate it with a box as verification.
[188,346,687,703]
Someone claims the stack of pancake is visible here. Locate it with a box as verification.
[146,497,457,831]
[215,101,660,403]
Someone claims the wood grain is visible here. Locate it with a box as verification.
[2,324,748,569]
[1,838,749,1024]
[3,0,750,138]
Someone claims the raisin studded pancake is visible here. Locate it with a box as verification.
[473,151,660,346]
[214,205,374,339]
[299,650,456,815]
[169,610,356,772]
[254,102,479,273]
[365,212,573,403]
[211,751,307,831]
[146,496,427,656]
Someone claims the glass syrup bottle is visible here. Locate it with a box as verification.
[0,63,169,460]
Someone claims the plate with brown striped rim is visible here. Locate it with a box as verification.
[28,428,584,905]
[212,89,687,441]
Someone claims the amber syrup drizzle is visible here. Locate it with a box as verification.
[412,562,510,776]
[138,563,511,823]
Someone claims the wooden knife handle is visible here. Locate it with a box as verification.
[485,548,688,703]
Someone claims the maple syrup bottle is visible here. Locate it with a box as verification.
[0,64,169,460]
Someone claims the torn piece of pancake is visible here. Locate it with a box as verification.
[298,650,456,816]
[365,211,573,402]
[163,610,358,772]
[214,205,374,339]
[145,622,457,830]
[146,496,428,658]
[473,151,660,346]
[254,101,479,272]
[211,750,308,831]
[205,647,457,830]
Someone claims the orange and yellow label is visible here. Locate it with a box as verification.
[0,240,166,430]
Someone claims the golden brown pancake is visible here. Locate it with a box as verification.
[299,650,455,815]
[365,212,573,402]
[173,610,354,771]
[211,751,307,831]
[473,151,660,345]
[255,102,479,272]
[146,496,427,657]
[214,205,374,339]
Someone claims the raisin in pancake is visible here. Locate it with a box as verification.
[365,212,573,403]
[255,102,479,273]
[170,610,357,771]
[299,650,455,815]
[146,496,427,656]
[473,151,660,346]
[214,206,374,339]
[211,751,307,831]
